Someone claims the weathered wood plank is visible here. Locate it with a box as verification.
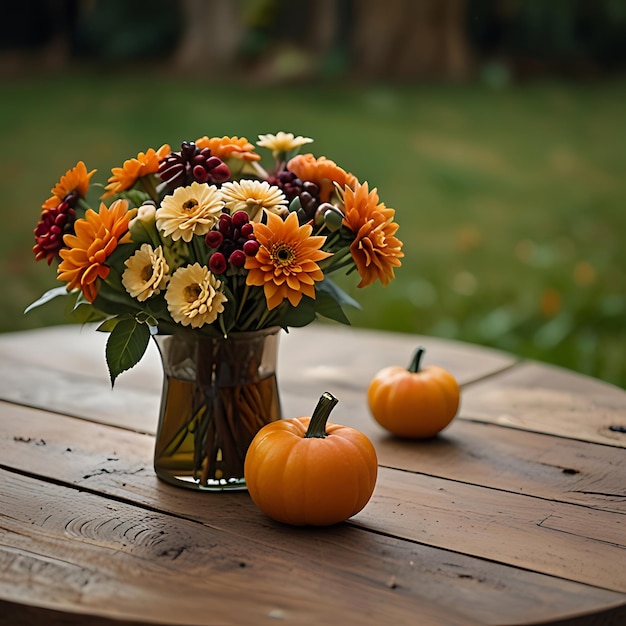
[0,361,159,433]
[1,403,625,610]
[0,470,477,626]
[353,466,626,593]
[368,419,626,514]
[281,386,626,516]
[2,454,625,626]
[2,325,626,623]
[2,369,624,521]
[461,362,626,448]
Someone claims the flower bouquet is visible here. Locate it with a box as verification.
[28,132,403,488]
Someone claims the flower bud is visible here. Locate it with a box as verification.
[288,196,302,213]
[129,202,156,229]
[323,205,344,232]
[129,202,160,246]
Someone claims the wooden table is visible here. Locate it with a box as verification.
[0,323,624,625]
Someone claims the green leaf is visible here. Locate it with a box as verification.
[105,317,151,386]
[317,278,361,309]
[24,286,70,314]
[314,291,352,325]
[116,188,151,208]
[93,279,143,316]
[96,316,122,333]
[279,296,317,328]
[67,292,108,324]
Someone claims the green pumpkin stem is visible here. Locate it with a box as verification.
[408,346,426,373]
[304,392,339,439]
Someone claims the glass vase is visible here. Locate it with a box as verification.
[153,327,281,491]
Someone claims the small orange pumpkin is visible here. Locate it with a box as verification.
[244,392,378,526]
[368,346,460,438]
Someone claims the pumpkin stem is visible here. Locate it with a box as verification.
[408,346,426,373]
[304,392,339,439]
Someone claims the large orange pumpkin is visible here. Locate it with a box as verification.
[244,392,378,526]
[368,346,460,438]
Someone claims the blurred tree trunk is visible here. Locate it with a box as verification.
[351,0,472,80]
[308,0,339,56]
[172,0,245,76]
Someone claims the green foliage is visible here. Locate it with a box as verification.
[102,315,152,386]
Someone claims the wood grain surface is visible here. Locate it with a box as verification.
[1,323,625,625]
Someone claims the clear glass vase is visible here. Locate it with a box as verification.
[153,327,282,491]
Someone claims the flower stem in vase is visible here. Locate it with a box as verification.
[153,328,281,491]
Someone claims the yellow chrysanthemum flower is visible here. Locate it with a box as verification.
[57,199,134,303]
[221,180,288,222]
[257,132,313,158]
[122,244,169,302]
[342,182,404,288]
[165,263,227,328]
[43,161,96,210]
[287,153,357,203]
[156,182,224,242]
[195,135,261,162]
[102,144,171,198]
[245,211,331,310]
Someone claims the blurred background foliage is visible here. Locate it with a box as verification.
[1,0,624,388]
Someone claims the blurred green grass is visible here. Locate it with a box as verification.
[1,72,624,387]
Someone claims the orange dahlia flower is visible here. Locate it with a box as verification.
[245,211,331,310]
[287,153,358,203]
[342,182,403,288]
[195,135,261,162]
[57,199,134,302]
[43,161,96,210]
[102,144,171,198]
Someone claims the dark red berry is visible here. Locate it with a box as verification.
[243,240,260,256]
[240,223,254,237]
[209,252,227,274]
[205,230,223,248]
[231,210,249,228]
[193,165,209,182]
[218,214,233,236]
[158,142,231,189]
[206,156,222,169]
[229,249,246,268]
[209,163,231,183]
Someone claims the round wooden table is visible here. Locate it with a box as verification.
[0,323,624,625]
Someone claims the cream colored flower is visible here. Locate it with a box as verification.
[220,180,288,222]
[165,263,227,328]
[257,132,313,157]
[122,244,169,302]
[156,182,224,242]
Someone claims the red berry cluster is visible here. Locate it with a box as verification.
[268,169,321,222]
[158,142,231,190]
[205,210,260,274]
[33,190,78,265]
